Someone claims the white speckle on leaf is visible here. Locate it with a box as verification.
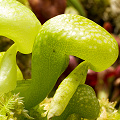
[45,35,48,38]
[79,32,84,36]
[79,97,83,101]
[81,37,86,40]
[85,31,89,34]
[110,38,114,42]
[88,25,92,27]
[74,22,79,25]
[62,33,66,36]
[109,48,112,52]
[75,37,79,40]
[96,26,99,28]
[72,31,76,36]
[94,46,97,49]
[103,32,107,35]
[79,22,83,24]
[106,35,110,38]
[86,35,90,38]
[67,35,70,38]
[89,46,92,49]
[70,19,73,22]
[65,19,69,22]
[97,40,102,44]
[74,28,79,31]
[104,39,107,43]
[112,44,115,49]
[80,28,85,31]
[95,33,101,37]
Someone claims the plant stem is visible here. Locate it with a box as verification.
[67,0,87,17]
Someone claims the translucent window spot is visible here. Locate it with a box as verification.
[89,22,92,25]
[87,91,91,94]
[80,32,84,36]
[91,33,94,36]
[37,32,41,36]
[65,19,69,22]
[104,39,107,43]
[94,38,97,41]
[93,29,98,32]
[103,32,107,35]
[69,27,73,30]
[38,36,41,40]
[96,26,99,28]
[74,22,79,25]
[109,48,112,52]
[45,35,48,38]
[69,31,73,35]
[74,18,78,21]
[75,28,79,31]
[89,46,92,49]
[79,97,83,101]
[79,22,83,24]
[72,31,76,35]
[81,37,86,40]
[65,27,70,31]
[88,25,91,27]
[80,28,85,31]
[106,35,110,38]
[67,35,70,38]
[70,20,73,22]
[95,33,101,37]
[94,46,97,49]
[114,42,117,46]
[110,38,114,42]
[97,40,102,44]
[86,35,90,38]
[62,33,66,36]
[112,45,115,49]
[85,31,89,34]
[75,37,79,40]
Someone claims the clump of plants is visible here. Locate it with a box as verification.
[0,0,119,120]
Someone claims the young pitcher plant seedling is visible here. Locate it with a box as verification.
[0,0,119,119]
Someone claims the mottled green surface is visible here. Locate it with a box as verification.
[27,14,118,109]
[40,14,118,72]
[69,84,100,119]
[52,84,100,120]
[0,1,118,116]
